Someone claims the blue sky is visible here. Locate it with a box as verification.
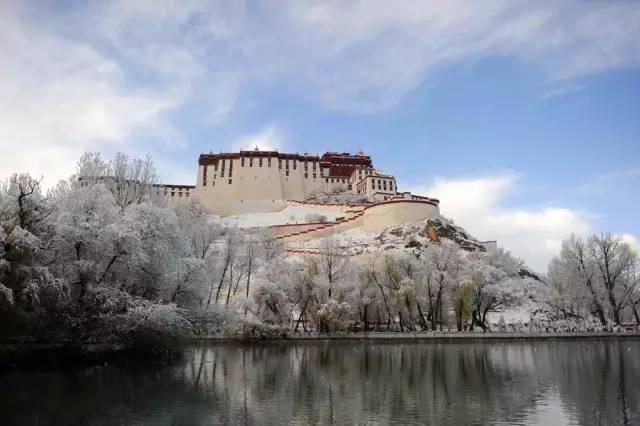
[0,1,638,270]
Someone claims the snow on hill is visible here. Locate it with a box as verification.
[289,218,490,256]
[220,205,340,228]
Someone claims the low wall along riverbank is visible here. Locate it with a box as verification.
[190,331,640,344]
[4,332,640,370]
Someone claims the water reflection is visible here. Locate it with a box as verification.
[2,340,639,425]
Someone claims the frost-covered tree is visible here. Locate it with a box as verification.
[419,241,462,331]
[75,152,159,210]
[467,248,524,331]
[0,154,201,352]
[588,233,638,325]
[547,233,639,326]
[547,235,606,324]
[0,174,59,337]
[348,269,380,331]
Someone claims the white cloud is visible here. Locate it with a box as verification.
[22,0,640,115]
[231,124,285,152]
[622,234,640,254]
[0,2,184,187]
[408,174,593,272]
[2,0,640,184]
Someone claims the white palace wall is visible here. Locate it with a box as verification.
[361,200,440,233]
[275,200,440,242]
[194,156,346,216]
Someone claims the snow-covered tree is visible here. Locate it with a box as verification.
[547,233,640,326]
[419,241,463,331]
[467,248,524,331]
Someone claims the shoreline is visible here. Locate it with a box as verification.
[3,332,639,370]
[190,331,640,344]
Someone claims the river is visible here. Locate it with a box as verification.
[2,339,639,425]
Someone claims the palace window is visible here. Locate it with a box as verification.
[286,170,289,177]
[325,178,328,183]
[203,166,207,186]
[279,159,282,169]
[304,173,308,178]
[249,157,253,167]
[268,158,272,167]
[293,160,297,170]
[313,173,316,179]
[286,159,289,169]
[241,158,245,167]
[259,158,263,167]
[228,179,232,184]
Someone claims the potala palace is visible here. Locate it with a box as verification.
[160,148,447,244]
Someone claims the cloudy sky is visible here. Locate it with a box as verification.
[1,0,639,271]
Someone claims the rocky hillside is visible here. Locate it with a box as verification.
[379,218,488,253]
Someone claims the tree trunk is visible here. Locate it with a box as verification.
[294,297,311,332]
[363,304,369,331]
[211,258,230,305]
[607,288,621,325]
[244,257,253,315]
[415,300,427,330]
